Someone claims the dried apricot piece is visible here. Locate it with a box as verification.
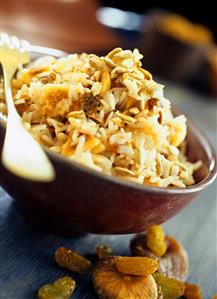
[160,235,189,281]
[114,256,158,276]
[38,276,76,299]
[147,225,167,257]
[54,247,91,274]
[131,233,189,281]
[96,244,113,260]
[184,282,202,299]
[212,295,217,299]
[93,257,158,299]
[153,272,185,299]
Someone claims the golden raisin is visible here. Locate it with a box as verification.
[114,256,158,276]
[93,257,158,299]
[54,247,91,274]
[153,272,185,299]
[147,225,167,257]
[184,283,202,299]
[96,244,113,260]
[38,276,76,299]
[131,234,189,281]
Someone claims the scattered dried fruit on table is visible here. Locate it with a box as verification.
[153,272,185,299]
[114,256,158,276]
[38,276,76,299]
[54,247,91,274]
[131,233,189,281]
[96,244,113,260]
[184,282,202,299]
[93,257,158,299]
[147,225,167,257]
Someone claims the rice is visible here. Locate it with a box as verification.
[0,48,202,187]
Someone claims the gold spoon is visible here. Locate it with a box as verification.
[0,33,55,181]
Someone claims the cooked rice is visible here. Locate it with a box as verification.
[0,48,202,187]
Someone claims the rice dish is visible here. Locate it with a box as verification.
[0,48,201,187]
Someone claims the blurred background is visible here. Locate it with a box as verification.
[2,0,217,98]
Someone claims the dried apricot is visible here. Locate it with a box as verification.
[96,244,113,260]
[54,247,91,274]
[212,295,217,299]
[147,225,167,257]
[93,257,158,299]
[114,256,158,276]
[153,272,185,299]
[184,282,202,299]
[38,276,75,299]
[131,233,189,281]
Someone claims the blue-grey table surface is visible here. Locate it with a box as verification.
[0,82,217,299]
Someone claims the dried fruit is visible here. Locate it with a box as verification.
[131,233,189,281]
[212,295,217,299]
[147,225,167,257]
[83,94,99,116]
[114,256,158,276]
[93,257,158,299]
[184,283,202,299]
[153,272,185,299]
[54,247,91,274]
[146,98,159,111]
[96,244,113,260]
[38,276,76,299]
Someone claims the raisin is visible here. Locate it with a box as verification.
[54,247,91,274]
[114,256,158,276]
[38,276,75,299]
[153,272,185,299]
[184,283,202,299]
[131,233,189,281]
[83,94,99,116]
[147,225,167,257]
[96,244,113,260]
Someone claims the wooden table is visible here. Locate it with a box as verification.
[1,1,217,297]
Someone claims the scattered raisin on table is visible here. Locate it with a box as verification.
[153,272,185,299]
[147,225,167,257]
[54,246,91,274]
[131,230,189,281]
[184,282,202,299]
[38,276,75,299]
[114,256,158,276]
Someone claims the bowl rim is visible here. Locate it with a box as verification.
[0,45,216,194]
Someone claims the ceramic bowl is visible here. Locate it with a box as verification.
[0,47,216,235]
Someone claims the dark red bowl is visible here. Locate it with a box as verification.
[0,48,216,235]
[0,111,216,235]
